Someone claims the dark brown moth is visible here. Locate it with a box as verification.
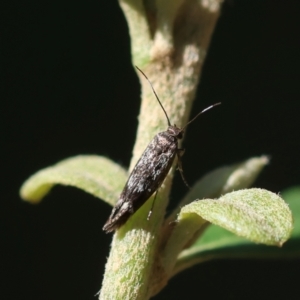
[103,67,220,233]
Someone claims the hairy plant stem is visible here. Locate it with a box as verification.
[100,1,222,299]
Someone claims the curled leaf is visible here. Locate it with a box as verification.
[166,156,269,223]
[162,188,292,277]
[20,155,127,206]
[180,188,292,246]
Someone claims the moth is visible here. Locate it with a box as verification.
[103,67,220,233]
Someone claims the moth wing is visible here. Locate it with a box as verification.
[103,133,177,232]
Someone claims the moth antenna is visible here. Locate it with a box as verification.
[182,102,221,130]
[136,66,171,127]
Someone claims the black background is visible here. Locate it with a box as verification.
[2,1,300,299]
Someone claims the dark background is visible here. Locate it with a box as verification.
[2,0,300,299]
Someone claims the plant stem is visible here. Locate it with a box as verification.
[100,1,222,299]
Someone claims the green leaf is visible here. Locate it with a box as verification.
[180,188,292,246]
[20,155,127,206]
[171,187,300,275]
[162,156,269,271]
[170,188,293,276]
[281,186,300,239]
[182,156,269,204]
[163,189,292,273]
[166,156,269,223]
[173,225,299,276]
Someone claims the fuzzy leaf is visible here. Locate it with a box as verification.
[179,188,292,246]
[20,155,127,206]
[162,188,292,277]
[166,156,269,223]
[182,156,268,206]
[173,187,299,275]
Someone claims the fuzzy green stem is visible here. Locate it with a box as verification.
[100,1,222,299]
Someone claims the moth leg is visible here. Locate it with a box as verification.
[147,190,158,220]
[176,148,190,188]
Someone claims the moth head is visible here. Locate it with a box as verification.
[167,125,183,139]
